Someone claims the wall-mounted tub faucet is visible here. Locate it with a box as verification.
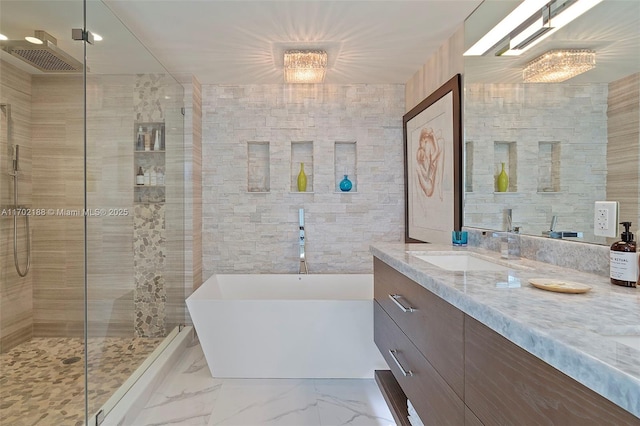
[299,208,308,274]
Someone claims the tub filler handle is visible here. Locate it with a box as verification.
[389,294,415,313]
[388,349,413,377]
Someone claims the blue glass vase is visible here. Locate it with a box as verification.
[339,175,353,192]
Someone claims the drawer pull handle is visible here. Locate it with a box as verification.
[388,349,413,377]
[389,294,415,313]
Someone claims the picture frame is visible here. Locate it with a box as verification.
[404,74,462,243]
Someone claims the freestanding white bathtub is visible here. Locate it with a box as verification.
[186,274,387,378]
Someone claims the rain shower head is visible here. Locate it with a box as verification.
[0,30,83,73]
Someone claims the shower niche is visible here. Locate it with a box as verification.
[134,121,166,203]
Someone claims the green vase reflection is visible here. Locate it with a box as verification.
[497,162,509,192]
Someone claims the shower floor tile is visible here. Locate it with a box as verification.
[132,342,395,426]
[0,336,162,426]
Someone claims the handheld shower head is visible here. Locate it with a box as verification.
[13,145,19,172]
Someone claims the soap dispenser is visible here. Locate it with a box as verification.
[610,221,638,287]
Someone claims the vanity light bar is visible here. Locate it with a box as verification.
[464,0,602,57]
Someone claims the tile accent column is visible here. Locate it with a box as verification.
[133,74,167,337]
[133,203,166,337]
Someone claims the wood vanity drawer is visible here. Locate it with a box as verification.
[465,316,640,426]
[374,301,465,425]
[374,258,464,397]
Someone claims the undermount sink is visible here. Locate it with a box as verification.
[407,251,512,272]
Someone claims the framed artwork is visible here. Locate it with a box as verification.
[404,74,462,243]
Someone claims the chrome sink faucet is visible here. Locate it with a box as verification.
[299,208,308,274]
[499,209,520,259]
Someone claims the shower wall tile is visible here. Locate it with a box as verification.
[1,60,34,352]
[405,25,464,113]
[164,81,187,333]
[607,73,640,241]
[201,84,405,275]
[31,75,85,337]
[31,215,84,336]
[182,76,203,326]
[5,69,184,341]
[134,203,166,337]
[192,76,203,293]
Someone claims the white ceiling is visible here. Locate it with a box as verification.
[1,1,637,86]
[0,0,483,84]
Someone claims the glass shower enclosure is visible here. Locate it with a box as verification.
[0,0,186,424]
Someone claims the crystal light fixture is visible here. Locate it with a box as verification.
[523,49,596,83]
[284,50,327,84]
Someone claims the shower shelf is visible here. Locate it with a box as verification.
[134,121,166,203]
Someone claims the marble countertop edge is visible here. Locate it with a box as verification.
[369,243,640,418]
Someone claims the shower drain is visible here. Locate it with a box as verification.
[62,356,81,365]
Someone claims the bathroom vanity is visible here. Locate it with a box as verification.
[371,243,640,425]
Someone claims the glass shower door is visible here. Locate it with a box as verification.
[84,0,186,422]
[0,1,87,425]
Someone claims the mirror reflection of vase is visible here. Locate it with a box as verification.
[497,163,508,192]
[339,175,353,192]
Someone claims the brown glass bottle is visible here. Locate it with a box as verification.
[610,222,637,287]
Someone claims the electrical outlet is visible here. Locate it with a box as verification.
[594,201,618,238]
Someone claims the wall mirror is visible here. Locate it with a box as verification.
[463,0,640,245]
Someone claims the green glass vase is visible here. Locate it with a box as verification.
[497,162,509,192]
[297,162,307,192]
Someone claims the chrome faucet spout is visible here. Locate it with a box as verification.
[505,208,513,232]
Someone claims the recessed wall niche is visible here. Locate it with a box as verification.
[538,141,561,193]
[334,141,357,192]
[291,141,313,192]
[247,141,270,192]
[494,141,517,192]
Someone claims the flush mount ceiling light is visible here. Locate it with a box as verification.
[523,49,595,83]
[283,50,327,84]
[464,0,602,57]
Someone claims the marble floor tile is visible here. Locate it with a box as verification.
[314,379,395,426]
[132,342,396,426]
[132,341,224,426]
[207,379,321,426]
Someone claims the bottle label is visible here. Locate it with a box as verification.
[610,251,639,282]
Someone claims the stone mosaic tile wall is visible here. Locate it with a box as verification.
[133,73,185,336]
[202,84,405,275]
[134,73,166,122]
[464,83,608,242]
[134,203,166,337]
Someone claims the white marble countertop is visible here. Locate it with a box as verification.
[370,242,640,418]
